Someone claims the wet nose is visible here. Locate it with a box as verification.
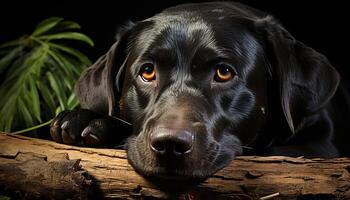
[150,128,194,157]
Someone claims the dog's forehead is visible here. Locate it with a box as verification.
[135,13,218,52]
[133,16,249,61]
[132,3,259,54]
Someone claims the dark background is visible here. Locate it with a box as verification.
[0,0,347,79]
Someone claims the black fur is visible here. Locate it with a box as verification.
[50,2,348,180]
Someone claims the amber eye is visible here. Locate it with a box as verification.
[214,64,235,82]
[140,63,156,82]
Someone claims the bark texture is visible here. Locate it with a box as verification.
[0,133,349,200]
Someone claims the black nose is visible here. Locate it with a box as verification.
[150,128,194,157]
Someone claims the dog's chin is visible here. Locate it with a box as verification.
[140,167,209,181]
[129,163,225,183]
[141,166,216,180]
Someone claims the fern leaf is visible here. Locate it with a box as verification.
[32,17,64,36]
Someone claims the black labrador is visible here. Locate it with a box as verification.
[50,2,349,180]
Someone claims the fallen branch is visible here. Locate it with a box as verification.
[0,133,349,199]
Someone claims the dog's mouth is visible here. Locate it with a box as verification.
[129,159,228,181]
[143,167,207,181]
[126,136,240,181]
[129,157,238,183]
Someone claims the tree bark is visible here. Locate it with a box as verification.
[0,133,349,200]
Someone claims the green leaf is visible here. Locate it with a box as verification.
[0,95,16,132]
[0,46,47,131]
[48,48,87,83]
[18,98,34,128]
[39,32,94,46]
[47,49,74,78]
[55,107,63,115]
[4,116,14,132]
[11,119,53,135]
[29,76,42,122]
[0,37,26,49]
[67,93,80,109]
[29,46,48,75]
[0,17,93,132]
[46,71,67,110]
[50,43,91,65]
[60,55,86,76]
[32,17,64,36]
[4,46,46,83]
[52,20,81,32]
[63,76,74,90]
[0,46,21,74]
[37,80,56,114]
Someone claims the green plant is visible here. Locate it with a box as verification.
[0,17,94,132]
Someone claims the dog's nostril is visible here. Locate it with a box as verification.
[173,139,193,155]
[150,129,194,157]
[150,140,166,154]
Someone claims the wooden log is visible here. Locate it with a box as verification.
[0,132,349,200]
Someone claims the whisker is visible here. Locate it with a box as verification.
[112,139,128,149]
[114,144,126,149]
[110,116,133,126]
[241,145,255,150]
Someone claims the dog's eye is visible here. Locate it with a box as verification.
[214,64,235,82]
[140,63,156,82]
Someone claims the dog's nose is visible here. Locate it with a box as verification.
[150,128,194,157]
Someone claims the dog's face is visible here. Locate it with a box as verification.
[104,2,339,180]
[118,5,269,179]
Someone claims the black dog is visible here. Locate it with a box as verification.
[50,2,348,180]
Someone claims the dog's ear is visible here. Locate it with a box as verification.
[75,21,135,116]
[256,16,340,134]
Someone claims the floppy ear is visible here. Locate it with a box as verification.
[256,16,340,133]
[75,22,135,116]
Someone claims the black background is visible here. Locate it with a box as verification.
[0,0,347,78]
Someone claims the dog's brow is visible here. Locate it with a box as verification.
[138,13,221,53]
[186,21,220,51]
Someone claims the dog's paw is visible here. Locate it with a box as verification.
[50,109,109,146]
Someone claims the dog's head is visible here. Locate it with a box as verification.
[93,2,339,180]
